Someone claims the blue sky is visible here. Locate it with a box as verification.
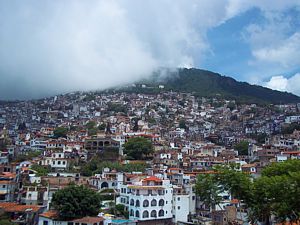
[203,7,300,86]
[0,1,300,99]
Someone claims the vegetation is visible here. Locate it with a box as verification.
[53,127,68,138]
[30,164,51,176]
[107,102,127,113]
[81,160,147,176]
[179,119,187,130]
[115,204,129,218]
[86,121,98,136]
[125,68,300,104]
[13,151,42,162]
[195,160,300,224]
[51,185,101,219]
[123,137,154,160]
[234,140,249,155]
[281,122,300,134]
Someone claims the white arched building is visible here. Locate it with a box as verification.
[117,176,173,223]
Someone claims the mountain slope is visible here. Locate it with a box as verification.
[132,68,300,104]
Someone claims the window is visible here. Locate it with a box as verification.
[151,199,157,206]
[177,197,180,201]
[136,200,140,207]
[158,209,164,217]
[63,161,66,165]
[143,210,149,218]
[143,200,149,207]
[58,161,61,165]
[130,209,134,216]
[178,206,180,210]
[2,185,6,188]
[151,210,157,218]
[159,199,164,206]
[67,223,74,225]
[130,199,134,206]
[43,221,48,225]
[135,210,140,218]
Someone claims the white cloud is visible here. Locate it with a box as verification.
[265,76,288,91]
[265,73,300,96]
[0,0,299,99]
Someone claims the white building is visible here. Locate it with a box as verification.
[117,175,194,223]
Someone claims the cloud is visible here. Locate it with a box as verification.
[1,0,232,100]
[265,73,300,96]
[0,0,300,99]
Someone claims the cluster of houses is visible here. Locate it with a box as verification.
[0,91,300,224]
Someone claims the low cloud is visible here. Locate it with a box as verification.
[0,1,300,99]
[265,73,300,96]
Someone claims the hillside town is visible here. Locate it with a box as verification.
[0,90,300,225]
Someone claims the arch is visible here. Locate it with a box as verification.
[136,199,140,207]
[101,182,109,189]
[104,141,110,146]
[99,141,104,146]
[143,200,149,207]
[151,199,157,206]
[159,199,164,206]
[135,210,140,218]
[151,210,157,218]
[158,209,164,217]
[130,199,134,206]
[143,210,149,218]
[130,209,134,216]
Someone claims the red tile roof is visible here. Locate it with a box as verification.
[0,202,41,213]
[72,216,104,223]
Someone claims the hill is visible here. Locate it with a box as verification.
[124,68,300,104]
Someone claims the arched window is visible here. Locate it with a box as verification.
[151,199,157,206]
[143,210,149,218]
[143,200,149,207]
[130,209,134,216]
[159,199,164,206]
[136,200,140,207]
[135,210,140,218]
[101,182,109,189]
[158,209,164,217]
[130,199,134,206]
[151,210,157,218]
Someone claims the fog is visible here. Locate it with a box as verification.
[0,0,299,99]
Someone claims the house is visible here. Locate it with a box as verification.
[38,210,104,225]
[0,202,45,225]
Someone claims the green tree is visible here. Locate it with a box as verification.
[195,173,222,210]
[123,137,154,160]
[179,119,187,130]
[51,185,101,219]
[53,127,68,138]
[210,161,300,224]
[234,141,249,155]
[98,123,106,131]
[30,164,51,176]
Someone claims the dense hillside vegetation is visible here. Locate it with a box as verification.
[125,68,300,104]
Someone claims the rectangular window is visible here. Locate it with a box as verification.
[43,221,49,225]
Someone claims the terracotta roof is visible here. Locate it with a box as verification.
[72,216,104,223]
[143,176,162,182]
[0,202,41,213]
[39,210,60,219]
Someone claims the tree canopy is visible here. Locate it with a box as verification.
[195,160,300,224]
[234,140,249,155]
[123,137,154,160]
[51,185,101,219]
[53,127,68,138]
